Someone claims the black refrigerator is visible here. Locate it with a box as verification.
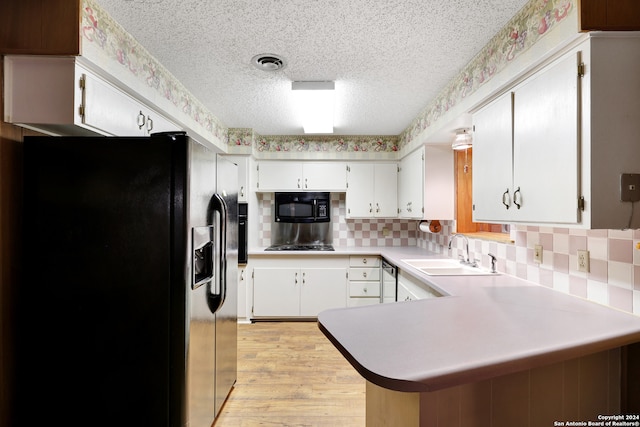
[14,132,238,427]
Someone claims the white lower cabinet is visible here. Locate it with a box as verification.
[251,257,348,318]
[397,270,442,301]
[348,256,381,307]
[237,265,250,323]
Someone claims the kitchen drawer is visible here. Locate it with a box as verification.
[349,267,380,281]
[349,281,380,297]
[347,297,380,307]
[349,256,380,267]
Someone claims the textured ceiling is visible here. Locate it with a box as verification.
[97,0,530,136]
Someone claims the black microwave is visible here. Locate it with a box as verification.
[274,192,330,223]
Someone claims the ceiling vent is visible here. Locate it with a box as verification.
[251,54,286,71]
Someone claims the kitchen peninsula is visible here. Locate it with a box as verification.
[317,250,640,427]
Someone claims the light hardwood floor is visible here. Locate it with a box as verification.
[214,321,366,426]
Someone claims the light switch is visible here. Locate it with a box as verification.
[621,173,640,202]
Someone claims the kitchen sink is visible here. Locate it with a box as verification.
[401,258,498,276]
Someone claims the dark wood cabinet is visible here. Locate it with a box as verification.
[0,0,81,54]
[580,0,640,31]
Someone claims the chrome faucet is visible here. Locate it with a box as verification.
[448,233,470,265]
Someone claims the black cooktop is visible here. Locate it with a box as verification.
[265,244,335,251]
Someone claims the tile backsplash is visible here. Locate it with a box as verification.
[420,221,640,316]
[257,193,417,248]
[256,194,639,316]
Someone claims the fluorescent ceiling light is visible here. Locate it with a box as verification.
[292,81,335,134]
[452,128,473,150]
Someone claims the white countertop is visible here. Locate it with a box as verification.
[294,246,640,393]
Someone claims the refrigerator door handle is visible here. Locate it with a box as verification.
[207,193,228,314]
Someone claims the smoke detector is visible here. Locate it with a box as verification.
[251,54,286,71]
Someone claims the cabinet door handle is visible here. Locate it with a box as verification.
[369,203,373,213]
[297,178,301,189]
[240,270,244,281]
[502,189,510,210]
[305,178,308,189]
[295,272,298,284]
[302,272,306,284]
[240,186,244,197]
[137,111,146,129]
[513,187,522,209]
[376,203,380,213]
[146,116,153,132]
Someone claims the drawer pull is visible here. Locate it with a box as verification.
[362,258,367,264]
[362,272,367,278]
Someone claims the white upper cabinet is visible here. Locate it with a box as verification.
[473,52,579,224]
[398,146,454,220]
[4,56,180,137]
[346,163,397,218]
[472,93,514,222]
[257,161,301,191]
[303,162,347,191]
[472,33,640,229]
[398,147,423,219]
[222,155,251,202]
[81,69,178,136]
[513,52,579,223]
[256,161,347,192]
[423,145,455,221]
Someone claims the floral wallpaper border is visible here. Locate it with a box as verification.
[227,128,400,159]
[81,0,575,156]
[255,134,399,154]
[399,0,574,148]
